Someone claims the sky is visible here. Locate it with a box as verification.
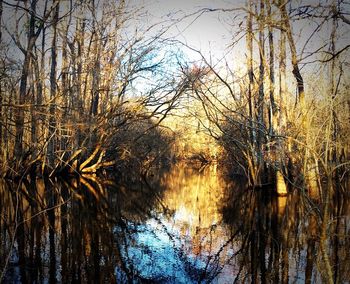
[140,0,242,61]
[2,0,348,85]
[141,0,349,84]
[141,0,349,56]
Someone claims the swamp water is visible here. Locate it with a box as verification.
[0,163,349,283]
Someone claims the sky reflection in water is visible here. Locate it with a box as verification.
[116,164,231,283]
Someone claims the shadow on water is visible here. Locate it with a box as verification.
[0,163,349,283]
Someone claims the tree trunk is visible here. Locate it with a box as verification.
[72,16,85,148]
[60,3,72,155]
[279,15,287,128]
[267,0,287,195]
[330,4,339,177]
[90,2,101,117]
[14,0,38,160]
[0,0,3,149]
[267,0,276,136]
[246,0,258,185]
[30,62,37,151]
[38,6,47,141]
[257,0,266,184]
[247,0,255,146]
[91,56,100,116]
[48,2,59,167]
[278,0,305,110]
[76,18,85,112]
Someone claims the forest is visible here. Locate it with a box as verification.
[0,0,349,283]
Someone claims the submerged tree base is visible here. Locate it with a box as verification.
[276,170,288,196]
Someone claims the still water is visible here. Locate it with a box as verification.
[0,163,349,283]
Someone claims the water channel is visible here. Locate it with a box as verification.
[1,163,349,283]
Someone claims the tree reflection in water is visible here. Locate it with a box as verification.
[0,164,349,283]
[221,177,350,283]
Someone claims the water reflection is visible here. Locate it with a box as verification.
[0,164,349,283]
[221,180,350,283]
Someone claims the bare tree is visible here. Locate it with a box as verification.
[48,1,59,167]
[0,0,2,150]
[256,0,266,184]
[277,0,305,112]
